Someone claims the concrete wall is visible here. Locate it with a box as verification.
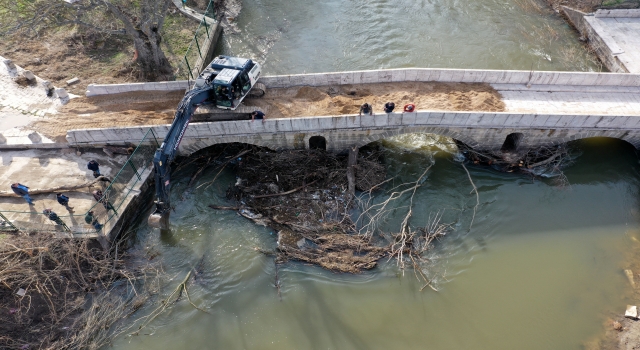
[562,6,630,73]
[85,67,640,96]
[258,68,640,89]
[67,111,640,153]
[194,22,223,75]
[86,80,190,97]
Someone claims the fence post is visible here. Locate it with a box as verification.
[195,36,203,59]
[128,160,141,180]
[203,18,209,36]
[0,211,18,232]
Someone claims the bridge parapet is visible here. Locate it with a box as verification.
[67,110,640,153]
[258,68,640,89]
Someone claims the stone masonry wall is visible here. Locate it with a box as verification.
[67,111,640,153]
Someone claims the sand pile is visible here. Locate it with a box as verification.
[245,82,505,118]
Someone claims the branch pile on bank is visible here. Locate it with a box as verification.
[0,233,159,350]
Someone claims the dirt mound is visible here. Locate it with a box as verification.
[31,90,184,141]
[245,82,505,119]
[294,86,329,101]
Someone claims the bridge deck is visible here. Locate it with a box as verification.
[495,84,640,116]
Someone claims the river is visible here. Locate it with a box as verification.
[109,0,639,349]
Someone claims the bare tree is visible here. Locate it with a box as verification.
[1,0,174,81]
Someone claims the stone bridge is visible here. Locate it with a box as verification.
[69,68,640,153]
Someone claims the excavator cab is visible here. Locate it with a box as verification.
[212,68,253,109]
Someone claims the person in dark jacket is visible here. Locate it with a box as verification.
[43,209,70,231]
[384,102,395,114]
[56,193,74,211]
[87,160,101,178]
[92,190,117,214]
[84,210,103,231]
[11,183,33,205]
[359,103,373,116]
[251,110,265,122]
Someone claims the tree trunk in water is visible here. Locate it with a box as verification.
[132,29,173,81]
[347,146,359,198]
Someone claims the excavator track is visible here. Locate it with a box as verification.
[248,82,266,98]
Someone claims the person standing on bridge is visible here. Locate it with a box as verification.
[403,103,416,113]
[87,160,101,178]
[85,210,103,231]
[56,193,74,212]
[11,183,33,205]
[384,102,395,114]
[359,103,373,116]
[43,208,70,232]
[251,110,265,123]
[93,190,117,215]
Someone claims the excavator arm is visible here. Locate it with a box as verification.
[148,86,214,228]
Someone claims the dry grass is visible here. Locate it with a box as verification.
[0,232,160,349]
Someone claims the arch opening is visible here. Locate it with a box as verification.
[309,136,327,150]
[501,133,524,152]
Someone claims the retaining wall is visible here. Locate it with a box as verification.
[66,111,640,153]
[562,6,633,73]
[258,68,640,88]
[85,67,640,97]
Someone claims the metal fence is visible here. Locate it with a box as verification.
[0,129,159,236]
[181,0,217,83]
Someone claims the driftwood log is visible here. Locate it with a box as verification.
[0,176,110,197]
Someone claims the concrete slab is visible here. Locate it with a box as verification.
[0,149,127,235]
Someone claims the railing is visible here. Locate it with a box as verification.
[0,129,160,235]
[181,0,217,84]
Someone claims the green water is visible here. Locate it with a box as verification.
[108,0,634,348]
[217,0,601,73]
[110,137,639,350]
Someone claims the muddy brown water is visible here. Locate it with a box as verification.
[107,1,637,349]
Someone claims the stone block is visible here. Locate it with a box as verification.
[22,70,36,81]
[314,74,328,87]
[462,70,486,83]
[387,113,403,126]
[625,305,638,319]
[0,133,6,144]
[273,119,294,133]
[439,113,460,126]
[541,115,560,127]
[66,77,80,85]
[391,70,406,82]
[344,115,362,128]
[55,88,69,99]
[325,73,342,86]
[3,59,16,70]
[465,113,485,126]
[531,71,556,85]
[28,132,42,143]
[360,71,378,84]
[599,116,628,128]
[259,76,278,88]
[554,115,576,128]
[372,113,389,127]
[405,69,419,81]
[340,72,354,85]
[420,112,443,126]
[378,70,392,83]
[289,74,309,86]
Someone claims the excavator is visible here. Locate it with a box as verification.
[148,55,264,229]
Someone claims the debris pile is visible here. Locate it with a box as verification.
[215,148,390,273]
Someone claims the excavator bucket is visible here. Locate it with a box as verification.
[148,212,169,229]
